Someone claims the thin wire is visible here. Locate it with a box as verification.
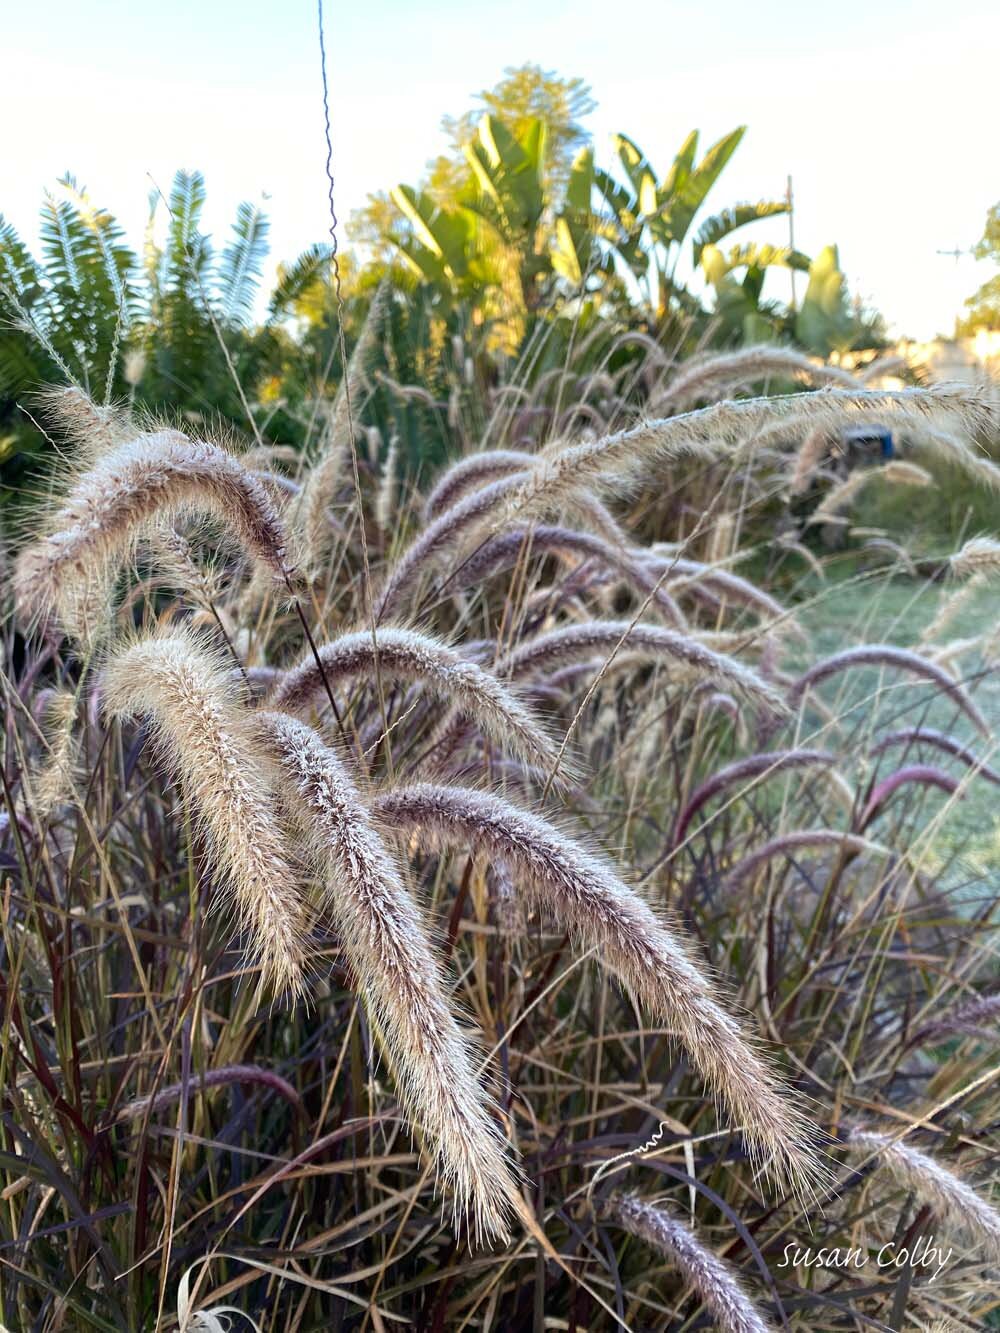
[316,1,344,305]
[315,0,393,776]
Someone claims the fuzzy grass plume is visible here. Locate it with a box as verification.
[603,1192,773,1333]
[371,782,822,1196]
[103,626,310,996]
[787,643,990,736]
[500,619,786,717]
[257,712,518,1243]
[269,625,559,770]
[501,385,997,523]
[15,431,292,640]
[846,1128,1000,1264]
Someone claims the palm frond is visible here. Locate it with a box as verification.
[217,201,270,325]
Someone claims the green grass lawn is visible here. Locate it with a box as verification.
[786,554,1000,892]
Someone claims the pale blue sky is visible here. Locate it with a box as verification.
[4,0,997,338]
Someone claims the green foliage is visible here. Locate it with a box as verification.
[0,172,341,498]
[382,101,879,362]
[795,245,859,353]
[959,200,1000,333]
[439,63,596,196]
[1,67,884,503]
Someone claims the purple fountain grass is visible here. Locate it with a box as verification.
[375,433,401,534]
[847,1128,1000,1264]
[376,472,631,622]
[787,644,990,736]
[102,626,311,998]
[603,1192,774,1333]
[257,711,519,1244]
[950,535,1000,579]
[450,525,686,626]
[423,449,536,521]
[38,384,134,460]
[912,992,1000,1046]
[15,431,293,639]
[722,828,877,888]
[295,283,387,574]
[114,1064,304,1122]
[499,620,786,717]
[672,750,836,848]
[373,474,527,621]
[269,625,558,771]
[870,727,1000,785]
[858,764,961,830]
[859,354,911,383]
[370,782,823,1197]
[788,426,833,495]
[28,687,81,818]
[659,344,860,410]
[644,554,794,631]
[810,461,931,524]
[906,423,1000,494]
[501,385,998,523]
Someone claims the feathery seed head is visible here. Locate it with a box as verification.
[371,782,823,1197]
[847,1128,1000,1263]
[604,1192,774,1333]
[270,626,560,772]
[16,432,293,641]
[256,711,519,1244]
[102,626,310,997]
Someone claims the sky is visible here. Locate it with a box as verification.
[4,0,998,340]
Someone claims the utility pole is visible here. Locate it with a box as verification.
[786,175,797,310]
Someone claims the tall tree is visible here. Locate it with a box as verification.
[438,64,595,197]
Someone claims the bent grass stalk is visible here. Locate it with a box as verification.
[257,711,519,1242]
[270,625,559,771]
[370,782,824,1197]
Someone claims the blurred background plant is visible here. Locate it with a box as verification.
[0,65,886,511]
